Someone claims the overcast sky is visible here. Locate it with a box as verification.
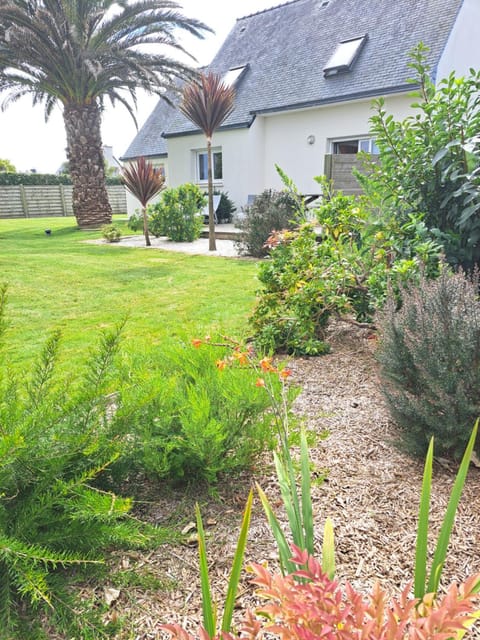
[0,0,279,173]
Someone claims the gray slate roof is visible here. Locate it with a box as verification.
[123,0,463,157]
[121,95,176,160]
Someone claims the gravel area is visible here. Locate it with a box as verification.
[89,233,242,258]
[101,324,480,638]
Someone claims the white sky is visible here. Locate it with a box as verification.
[0,0,279,173]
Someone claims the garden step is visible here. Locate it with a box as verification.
[200,224,241,241]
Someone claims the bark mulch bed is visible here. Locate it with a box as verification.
[104,325,480,638]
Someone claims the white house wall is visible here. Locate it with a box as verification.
[436,0,480,82]
[139,94,414,214]
[167,123,265,211]
[261,94,413,196]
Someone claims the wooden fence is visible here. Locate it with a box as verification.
[324,154,379,195]
[0,184,127,219]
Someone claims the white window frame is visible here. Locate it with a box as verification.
[330,137,378,154]
[324,35,367,77]
[222,65,247,88]
[196,148,223,183]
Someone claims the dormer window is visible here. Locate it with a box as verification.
[323,35,367,77]
[222,65,248,88]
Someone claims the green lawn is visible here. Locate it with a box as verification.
[0,216,258,367]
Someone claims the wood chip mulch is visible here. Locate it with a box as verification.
[104,325,480,639]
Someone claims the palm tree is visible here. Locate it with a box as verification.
[0,1,209,229]
[122,156,165,247]
[180,72,235,251]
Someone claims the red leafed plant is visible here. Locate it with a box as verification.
[121,156,165,247]
[162,545,480,640]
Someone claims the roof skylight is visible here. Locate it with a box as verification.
[323,35,367,77]
[222,65,248,88]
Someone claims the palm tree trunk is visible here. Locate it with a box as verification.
[207,137,216,251]
[142,206,151,246]
[63,102,112,229]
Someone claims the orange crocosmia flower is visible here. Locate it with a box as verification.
[216,359,227,370]
[191,339,202,348]
[280,368,292,379]
[255,378,266,387]
[259,357,274,372]
[233,351,249,365]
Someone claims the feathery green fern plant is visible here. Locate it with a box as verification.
[0,287,152,637]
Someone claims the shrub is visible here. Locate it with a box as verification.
[214,190,236,223]
[235,189,300,258]
[250,175,442,356]
[0,295,152,637]
[164,544,480,640]
[101,223,121,242]
[251,225,332,356]
[0,172,122,185]
[359,45,480,270]
[376,268,480,458]
[127,211,143,232]
[113,339,298,485]
[148,183,205,242]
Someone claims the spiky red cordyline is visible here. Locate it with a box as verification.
[122,157,165,246]
[180,72,235,251]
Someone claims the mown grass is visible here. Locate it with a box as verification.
[0,216,258,368]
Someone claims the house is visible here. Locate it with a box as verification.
[102,145,122,176]
[121,0,480,214]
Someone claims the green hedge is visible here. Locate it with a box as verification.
[0,172,123,186]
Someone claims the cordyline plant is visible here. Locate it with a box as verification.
[180,73,235,251]
[122,156,165,246]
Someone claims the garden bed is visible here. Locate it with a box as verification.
[103,324,480,638]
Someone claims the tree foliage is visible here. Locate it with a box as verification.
[0,158,16,172]
[0,0,209,227]
[359,44,480,269]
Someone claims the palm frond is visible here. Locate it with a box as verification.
[0,0,210,109]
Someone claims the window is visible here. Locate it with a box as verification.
[324,35,367,77]
[197,150,222,182]
[222,65,248,88]
[154,163,165,178]
[332,138,378,154]
[358,139,379,154]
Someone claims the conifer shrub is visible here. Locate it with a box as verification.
[112,340,298,485]
[376,268,480,458]
[235,190,300,258]
[0,292,155,637]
